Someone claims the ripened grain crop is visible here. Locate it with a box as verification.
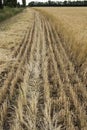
[36,7,87,64]
[0,7,87,130]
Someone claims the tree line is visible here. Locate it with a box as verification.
[28,0,87,7]
[0,0,87,9]
[0,0,26,9]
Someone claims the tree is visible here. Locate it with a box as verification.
[4,0,17,7]
[22,0,26,7]
[17,2,21,7]
[3,0,6,6]
[63,1,67,6]
[0,0,3,9]
[28,0,87,7]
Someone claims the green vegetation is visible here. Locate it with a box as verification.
[0,0,26,9]
[22,0,26,7]
[3,0,17,7]
[0,7,23,22]
[0,0,3,9]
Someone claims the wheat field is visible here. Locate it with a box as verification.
[0,7,87,130]
[36,7,87,64]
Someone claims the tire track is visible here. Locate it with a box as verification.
[43,19,74,130]
[50,24,87,103]
[0,15,36,130]
[8,13,39,130]
[46,20,87,129]
[0,22,32,91]
[2,24,35,129]
[16,12,44,130]
[0,25,33,104]
[39,17,51,130]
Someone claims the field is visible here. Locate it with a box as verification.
[0,7,87,130]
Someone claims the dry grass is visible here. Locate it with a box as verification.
[0,8,87,130]
[0,8,34,72]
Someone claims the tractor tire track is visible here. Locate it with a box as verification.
[44,19,75,130]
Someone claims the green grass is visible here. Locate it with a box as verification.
[0,7,24,22]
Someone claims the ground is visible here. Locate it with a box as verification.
[0,8,87,130]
